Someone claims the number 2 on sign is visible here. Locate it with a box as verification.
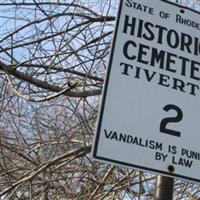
[160,104,183,137]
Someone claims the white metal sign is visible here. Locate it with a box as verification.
[93,0,200,183]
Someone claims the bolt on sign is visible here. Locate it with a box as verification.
[92,0,200,183]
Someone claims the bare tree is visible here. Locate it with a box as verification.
[0,0,200,199]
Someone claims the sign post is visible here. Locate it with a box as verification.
[155,175,174,200]
[93,0,200,184]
